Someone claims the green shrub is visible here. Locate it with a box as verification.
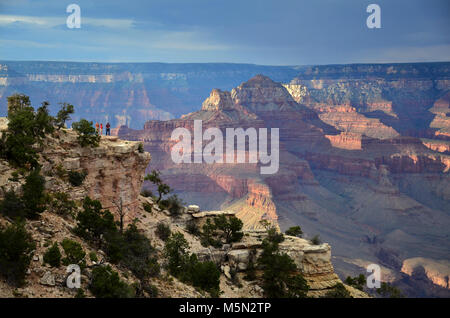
[9,171,19,182]
[160,194,183,216]
[156,222,171,241]
[74,197,117,243]
[344,274,366,291]
[285,226,303,237]
[3,95,55,168]
[7,93,31,116]
[186,220,201,236]
[120,223,160,279]
[0,170,46,220]
[43,243,62,267]
[324,283,352,298]
[90,265,134,298]
[164,232,190,277]
[142,282,159,298]
[200,219,222,248]
[21,169,46,219]
[55,103,74,130]
[0,222,35,286]
[137,143,144,153]
[164,233,221,297]
[105,223,160,280]
[180,254,220,297]
[140,189,153,197]
[34,101,54,138]
[89,252,98,263]
[74,288,86,298]
[0,188,26,219]
[68,170,87,187]
[48,192,77,217]
[376,282,403,298]
[72,119,100,148]
[144,170,171,203]
[143,202,152,213]
[311,235,321,245]
[61,239,86,267]
[213,214,243,244]
[258,227,308,298]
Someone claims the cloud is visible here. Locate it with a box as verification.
[0,14,135,29]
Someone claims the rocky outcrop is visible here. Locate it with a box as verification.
[0,120,151,223]
[401,257,450,289]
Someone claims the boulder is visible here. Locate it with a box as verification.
[40,271,56,287]
[187,205,200,213]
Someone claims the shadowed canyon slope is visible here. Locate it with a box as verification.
[117,64,450,297]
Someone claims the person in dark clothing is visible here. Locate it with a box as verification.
[106,122,111,136]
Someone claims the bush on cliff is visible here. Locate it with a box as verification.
[213,214,243,244]
[72,119,100,148]
[43,242,62,268]
[74,197,116,244]
[55,103,74,130]
[1,94,78,168]
[285,226,303,238]
[0,169,46,220]
[258,227,309,298]
[324,283,352,298]
[160,194,184,216]
[144,170,171,203]
[344,274,366,291]
[75,197,159,279]
[21,169,47,219]
[200,219,222,248]
[180,254,221,297]
[48,192,77,217]
[311,234,321,245]
[155,222,171,241]
[3,95,55,168]
[164,232,221,296]
[0,188,25,219]
[61,239,86,268]
[90,265,135,298]
[376,282,403,298]
[0,221,35,286]
[68,170,87,187]
[105,223,160,280]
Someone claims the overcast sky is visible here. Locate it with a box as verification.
[0,0,449,65]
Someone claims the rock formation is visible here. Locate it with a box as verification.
[118,69,450,297]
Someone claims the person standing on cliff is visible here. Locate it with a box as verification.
[106,122,111,136]
[100,123,103,135]
[95,122,99,135]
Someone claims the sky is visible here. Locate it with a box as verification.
[0,0,449,65]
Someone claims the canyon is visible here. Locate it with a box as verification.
[0,122,358,298]
[115,63,450,297]
[1,61,449,297]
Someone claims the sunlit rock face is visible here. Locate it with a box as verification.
[0,126,151,224]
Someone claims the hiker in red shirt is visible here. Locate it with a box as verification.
[106,122,111,136]
[100,123,103,135]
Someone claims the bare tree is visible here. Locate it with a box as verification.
[113,196,127,233]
